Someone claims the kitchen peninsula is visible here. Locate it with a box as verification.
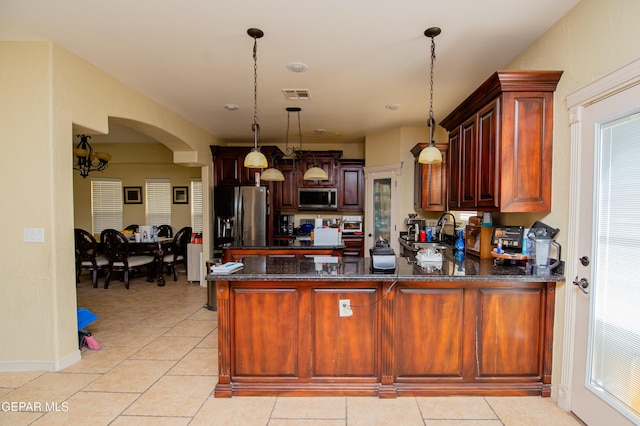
[207,252,564,398]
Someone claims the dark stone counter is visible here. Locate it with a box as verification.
[206,251,565,283]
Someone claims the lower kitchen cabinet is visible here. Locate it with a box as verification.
[342,235,364,257]
[214,277,556,398]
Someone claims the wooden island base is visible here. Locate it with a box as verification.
[212,270,556,398]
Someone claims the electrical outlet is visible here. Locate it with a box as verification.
[339,299,352,317]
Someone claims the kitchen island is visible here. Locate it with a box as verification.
[207,252,564,398]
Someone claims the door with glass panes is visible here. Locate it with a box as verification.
[569,63,640,425]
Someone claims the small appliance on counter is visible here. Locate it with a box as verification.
[340,215,363,234]
[276,214,295,236]
[404,214,425,242]
[370,238,396,274]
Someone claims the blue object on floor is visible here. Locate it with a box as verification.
[77,308,97,330]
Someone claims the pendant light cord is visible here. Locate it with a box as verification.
[252,37,260,144]
[428,34,436,134]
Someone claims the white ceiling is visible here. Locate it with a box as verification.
[1,0,580,145]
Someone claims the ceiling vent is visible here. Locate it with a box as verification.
[282,89,311,100]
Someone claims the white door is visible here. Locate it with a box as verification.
[364,164,402,255]
[568,60,640,425]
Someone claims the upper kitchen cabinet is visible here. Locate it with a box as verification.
[273,161,297,211]
[441,70,563,212]
[210,145,282,187]
[297,151,342,188]
[338,159,365,211]
[411,143,448,212]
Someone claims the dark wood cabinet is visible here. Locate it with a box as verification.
[215,275,556,398]
[210,145,282,187]
[273,162,297,211]
[411,143,448,212]
[441,70,562,212]
[342,235,364,257]
[395,282,552,387]
[338,160,364,211]
[297,151,341,188]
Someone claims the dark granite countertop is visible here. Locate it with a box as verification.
[206,250,566,283]
[224,241,346,249]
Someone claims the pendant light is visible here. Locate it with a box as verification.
[73,134,111,178]
[418,27,443,165]
[243,28,268,169]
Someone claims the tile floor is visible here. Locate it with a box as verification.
[0,272,585,425]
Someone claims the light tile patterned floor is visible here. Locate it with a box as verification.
[0,272,585,425]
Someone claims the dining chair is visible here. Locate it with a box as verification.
[157,224,173,238]
[74,228,109,288]
[101,229,155,289]
[163,226,192,281]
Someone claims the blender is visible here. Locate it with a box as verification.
[530,236,561,275]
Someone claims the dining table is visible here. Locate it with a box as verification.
[128,236,174,286]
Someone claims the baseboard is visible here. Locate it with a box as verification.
[0,350,81,372]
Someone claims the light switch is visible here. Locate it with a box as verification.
[24,228,45,243]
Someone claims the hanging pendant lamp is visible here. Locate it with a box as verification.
[418,27,443,165]
[243,28,268,169]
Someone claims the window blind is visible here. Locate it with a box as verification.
[191,178,203,232]
[91,178,123,234]
[145,179,171,227]
[591,111,640,417]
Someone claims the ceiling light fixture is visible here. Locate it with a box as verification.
[73,134,111,178]
[260,107,328,182]
[243,28,268,169]
[418,27,443,165]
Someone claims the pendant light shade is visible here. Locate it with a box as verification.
[303,166,328,181]
[418,145,442,164]
[244,148,268,168]
[260,166,285,181]
[243,28,268,169]
[418,27,443,165]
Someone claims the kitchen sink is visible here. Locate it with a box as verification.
[411,242,450,251]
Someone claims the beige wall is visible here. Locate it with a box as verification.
[0,41,214,370]
[73,143,201,233]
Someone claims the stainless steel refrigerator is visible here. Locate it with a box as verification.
[214,186,267,247]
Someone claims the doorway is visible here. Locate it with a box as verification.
[364,163,402,255]
[567,58,640,425]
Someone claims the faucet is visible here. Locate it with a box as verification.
[437,212,457,242]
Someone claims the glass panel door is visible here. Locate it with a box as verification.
[373,177,392,243]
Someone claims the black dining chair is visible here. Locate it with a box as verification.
[157,224,173,238]
[163,226,192,281]
[74,228,109,288]
[101,229,155,289]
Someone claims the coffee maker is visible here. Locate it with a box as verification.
[404,215,425,242]
[277,214,295,236]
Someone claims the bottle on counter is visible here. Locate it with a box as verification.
[455,228,465,251]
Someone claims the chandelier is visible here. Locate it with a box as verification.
[243,28,269,169]
[418,27,443,165]
[73,134,111,178]
[261,107,328,182]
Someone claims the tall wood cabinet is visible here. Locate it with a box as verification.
[411,143,448,212]
[441,70,563,212]
[338,159,365,211]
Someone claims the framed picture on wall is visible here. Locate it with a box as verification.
[173,186,188,204]
[123,186,143,204]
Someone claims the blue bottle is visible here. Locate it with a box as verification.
[455,229,465,251]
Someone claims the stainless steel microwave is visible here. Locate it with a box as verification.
[298,187,338,210]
